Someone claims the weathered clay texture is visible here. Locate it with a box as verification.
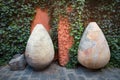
[58,17,73,66]
[78,22,110,69]
[31,8,50,33]
[25,24,54,70]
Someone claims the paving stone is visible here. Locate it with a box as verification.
[10,77,19,80]
[40,73,49,80]
[49,74,59,79]
[106,78,120,80]
[0,68,10,75]
[13,72,22,77]
[29,78,40,80]
[99,71,113,78]
[112,74,120,79]
[6,70,16,77]
[22,75,31,79]
[90,78,98,80]
[49,79,60,80]
[0,73,3,77]
[0,63,120,80]
[59,76,67,80]
[77,76,85,80]
[59,68,66,76]
[109,68,120,73]
[0,66,4,70]
[12,71,24,78]
[19,76,29,80]
[106,75,120,80]
[0,75,11,80]
[14,70,25,74]
[82,68,101,78]
[31,71,41,78]
[65,68,75,73]
[75,68,83,75]
[22,66,32,76]
[0,76,3,80]
[97,76,106,80]
[3,65,9,69]
[68,73,76,80]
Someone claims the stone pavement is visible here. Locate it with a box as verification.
[0,62,120,80]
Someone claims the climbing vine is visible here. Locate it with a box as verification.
[48,1,85,68]
[0,0,120,68]
[0,0,35,65]
[44,0,85,68]
[0,0,85,66]
[66,0,85,68]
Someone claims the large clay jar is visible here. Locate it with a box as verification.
[25,24,54,70]
[78,22,110,69]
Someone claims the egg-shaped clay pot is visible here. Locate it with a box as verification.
[78,22,110,69]
[25,24,54,70]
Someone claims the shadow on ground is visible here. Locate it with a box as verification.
[0,62,120,80]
